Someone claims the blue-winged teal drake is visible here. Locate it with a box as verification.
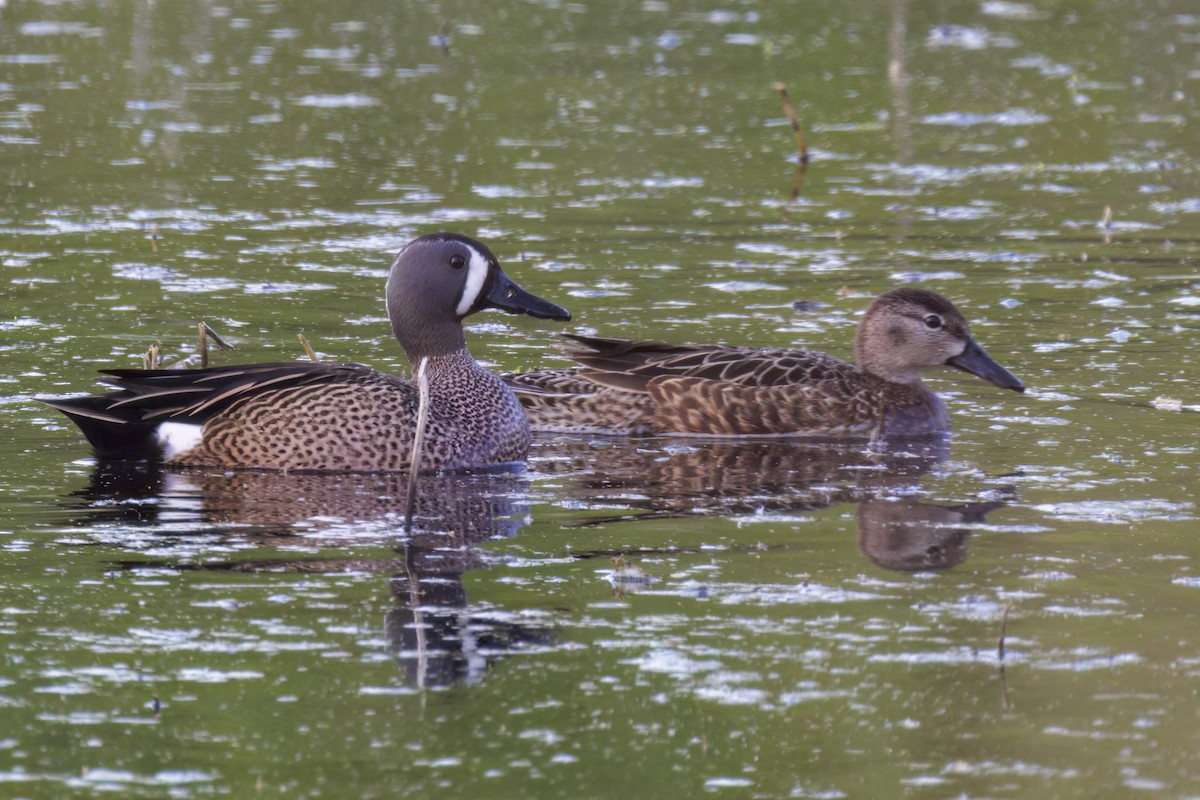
[46,232,570,472]
[504,287,1023,438]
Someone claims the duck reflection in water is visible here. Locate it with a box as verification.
[530,434,1012,572]
[72,461,551,688]
[68,432,1011,686]
[855,496,1006,571]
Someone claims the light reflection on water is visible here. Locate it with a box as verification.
[2,0,1200,796]
[34,435,1019,705]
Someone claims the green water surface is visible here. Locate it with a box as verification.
[2,1,1199,797]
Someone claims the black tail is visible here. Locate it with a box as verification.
[41,396,162,459]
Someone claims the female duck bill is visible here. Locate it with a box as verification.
[945,338,1024,392]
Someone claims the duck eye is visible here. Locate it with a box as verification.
[923,314,942,330]
[448,254,466,270]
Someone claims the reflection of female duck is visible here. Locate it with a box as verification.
[530,435,951,514]
[856,497,1006,572]
[529,436,1010,572]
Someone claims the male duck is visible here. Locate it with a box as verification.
[504,287,1023,438]
[46,232,570,472]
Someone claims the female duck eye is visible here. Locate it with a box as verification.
[449,255,466,270]
[923,314,942,330]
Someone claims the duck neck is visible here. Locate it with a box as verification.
[395,318,468,365]
[855,329,922,385]
[869,375,949,436]
[411,347,482,385]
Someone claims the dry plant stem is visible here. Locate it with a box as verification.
[297,334,319,363]
[201,322,233,351]
[999,663,1013,712]
[774,82,810,201]
[997,599,1013,662]
[191,322,233,369]
[404,356,431,528]
[142,342,162,370]
[997,599,1014,711]
[788,165,808,203]
[773,82,809,163]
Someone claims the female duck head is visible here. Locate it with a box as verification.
[385,232,570,362]
[854,287,1024,392]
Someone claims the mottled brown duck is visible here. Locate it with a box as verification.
[505,287,1023,438]
[45,232,570,472]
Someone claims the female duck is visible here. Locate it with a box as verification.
[505,287,1023,438]
[46,233,570,472]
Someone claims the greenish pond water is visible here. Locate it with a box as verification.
[2,0,1199,797]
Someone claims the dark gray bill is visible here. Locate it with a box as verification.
[482,268,570,321]
[945,338,1025,393]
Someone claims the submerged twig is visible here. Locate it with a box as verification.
[774,82,809,163]
[404,356,432,528]
[997,599,1013,661]
[297,334,319,363]
[1101,205,1113,245]
[609,553,657,597]
[436,20,452,57]
[774,82,809,202]
[997,599,1015,711]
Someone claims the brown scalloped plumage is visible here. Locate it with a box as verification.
[505,288,1024,439]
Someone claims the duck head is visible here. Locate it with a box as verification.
[386,232,570,361]
[854,287,1024,392]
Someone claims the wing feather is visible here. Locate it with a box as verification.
[647,375,880,436]
[44,361,385,458]
[561,334,856,389]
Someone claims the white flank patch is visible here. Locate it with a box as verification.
[155,421,204,459]
[454,246,490,317]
